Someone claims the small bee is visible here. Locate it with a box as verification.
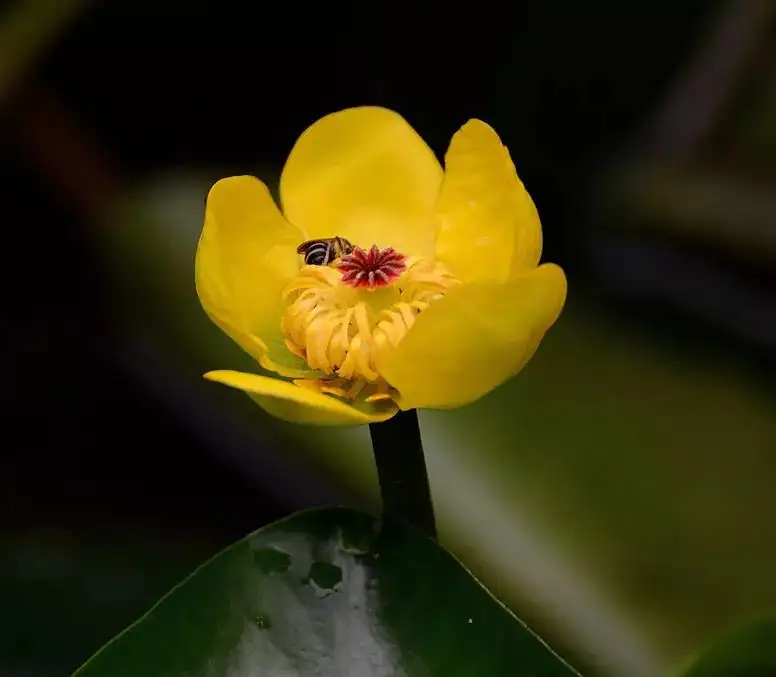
[297,236,353,266]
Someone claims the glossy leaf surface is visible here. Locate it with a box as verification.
[74,507,579,677]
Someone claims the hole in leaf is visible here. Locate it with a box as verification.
[307,561,343,592]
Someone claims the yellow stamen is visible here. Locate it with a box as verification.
[285,338,306,359]
[282,257,459,397]
[365,392,394,403]
[364,381,395,403]
[293,378,351,399]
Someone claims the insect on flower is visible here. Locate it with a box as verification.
[296,237,353,266]
[196,107,567,425]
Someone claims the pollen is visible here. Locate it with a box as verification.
[281,248,459,393]
[338,245,406,289]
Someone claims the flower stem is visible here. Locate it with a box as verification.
[369,409,437,539]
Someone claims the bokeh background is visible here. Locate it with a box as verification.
[2,1,775,676]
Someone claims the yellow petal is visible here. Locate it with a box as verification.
[504,145,544,275]
[196,176,314,376]
[280,107,443,258]
[434,120,542,284]
[378,264,566,410]
[204,370,398,426]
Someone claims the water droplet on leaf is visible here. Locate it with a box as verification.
[252,613,273,630]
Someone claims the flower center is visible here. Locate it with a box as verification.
[281,245,459,400]
[338,245,406,289]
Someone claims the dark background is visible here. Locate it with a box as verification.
[2,2,774,676]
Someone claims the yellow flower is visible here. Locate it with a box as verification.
[196,107,566,426]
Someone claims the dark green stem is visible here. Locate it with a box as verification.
[369,409,437,539]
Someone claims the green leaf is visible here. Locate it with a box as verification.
[73,507,579,677]
[677,615,776,677]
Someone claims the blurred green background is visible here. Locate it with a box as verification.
[2,1,775,676]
